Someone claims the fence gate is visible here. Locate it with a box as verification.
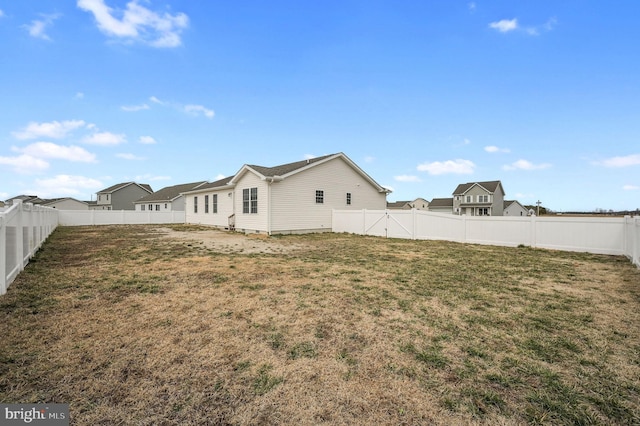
[363,210,414,239]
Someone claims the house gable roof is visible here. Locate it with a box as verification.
[98,182,153,194]
[37,197,88,206]
[504,200,526,210]
[429,197,454,207]
[135,181,207,203]
[387,201,411,208]
[181,175,236,195]
[230,152,390,193]
[453,180,503,196]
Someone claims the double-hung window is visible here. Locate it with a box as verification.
[213,194,218,214]
[465,195,472,203]
[194,196,198,213]
[316,190,324,204]
[205,195,209,213]
[478,195,489,203]
[346,192,351,205]
[243,188,258,213]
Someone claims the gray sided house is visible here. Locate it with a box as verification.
[387,198,430,210]
[504,200,530,216]
[36,197,89,210]
[183,152,390,234]
[134,181,208,212]
[428,197,454,214]
[93,182,153,210]
[452,180,505,216]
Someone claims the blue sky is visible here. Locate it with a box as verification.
[1,1,639,211]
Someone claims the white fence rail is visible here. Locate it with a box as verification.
[333,209,640,267]
[1,201,59,295]
[58,210,185,226]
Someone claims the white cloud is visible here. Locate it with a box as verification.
[34,175,103,196]
[77,0,189,48]
[0,154,50,174]
[139,136,156,144]
[503,159,551,171]
[484,145,510,153]
[149,95,166,105]
[214,174,226,181]
[599,154,640,168]
[0,9,4,18]
[468,2,476,12]
[17,142,96,163]
[13,120,86,140]
[394,175,422,183]
[490,17,557,36]
[116,153,144,160]
[184,104,215,119]
[364,156,375,163]
[489,18,518,33]
[121,103,149,112]
[75,92,85,99]
[623,185,639,191]
[304,154,316,160]
[417,159,475,175]
[23,13,61,41]
[83,131,126,146]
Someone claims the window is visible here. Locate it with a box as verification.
[205,195,209,213]
[155,204,160,211]
[316,190,324,204]
[148,204,153,211]
[243,188,258,214]
[194,196,198,213]
[478,208,489,216]
[478,195,489,203]
[465,195,472,203]
[165,204,168,209]
[106,194,109,201]
[213,194,218,213]
[141,204,145,211]
[346,192,351,205]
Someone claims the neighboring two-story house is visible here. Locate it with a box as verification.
[134,181,208,212]
[93,182,153,210]
[452,181,505,216]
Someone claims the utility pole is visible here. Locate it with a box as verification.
[536,200,542,216]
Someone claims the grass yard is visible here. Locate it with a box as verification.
[1,224,639,425]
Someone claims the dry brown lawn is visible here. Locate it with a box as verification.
[1,224,639,425]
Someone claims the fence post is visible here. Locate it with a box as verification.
[461,214,467,243]
[530,214,536,248]
[13,201,24,276]
[362,209,367,235]
[0,215,6,295]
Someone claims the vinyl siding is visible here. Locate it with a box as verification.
[269,157,386,233]
[112,185,151,210]
[184,189,234,228]
[233,173,269,233]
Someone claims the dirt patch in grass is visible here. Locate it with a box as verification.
[1,225,639,425]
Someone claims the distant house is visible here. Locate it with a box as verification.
[134,181,208,212]
[183,152,390,234]
[5,195,41,205]
[35,198,89,210]
[387,198,430,210]
[93,182,153,210]
[428,198,454,214]
[452,181,505,216]
[503,200,530,217]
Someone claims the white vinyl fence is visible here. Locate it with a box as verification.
[1,201,59,295]
[58,210,185,226]
[333,209,640,267]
